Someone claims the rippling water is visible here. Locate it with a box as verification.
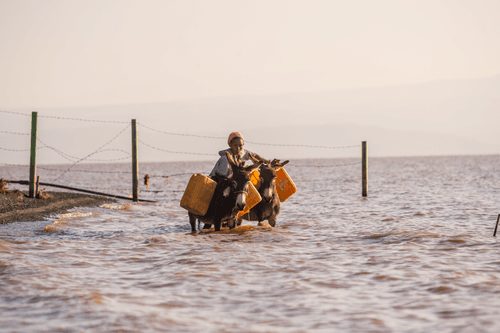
[1,155,500,332]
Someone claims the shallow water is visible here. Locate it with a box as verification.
[1,155,500,332]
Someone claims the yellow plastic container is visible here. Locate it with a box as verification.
[276,167,297,202]
[249,169,261,188]
[180,174,217,216]
[237,182,262,217]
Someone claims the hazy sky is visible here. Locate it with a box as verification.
[1,0,499,109]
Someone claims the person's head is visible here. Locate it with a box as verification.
[228,132,244,155]
[230,137,244,155]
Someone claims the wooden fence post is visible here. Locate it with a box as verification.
[132,119,139,202]
[29,111,38,198]
[362,141,368,197]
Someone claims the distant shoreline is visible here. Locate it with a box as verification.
[0,191,114,224]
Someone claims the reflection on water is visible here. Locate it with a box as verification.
[1,155,500,332]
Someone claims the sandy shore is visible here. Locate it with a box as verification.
[0,191,115,224]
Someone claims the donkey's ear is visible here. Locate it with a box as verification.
[277,160,289,168]
[271,159,289,168]
[225,151,238,168]
[245,161,263,173]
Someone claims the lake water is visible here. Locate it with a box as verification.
[1,155,500,332]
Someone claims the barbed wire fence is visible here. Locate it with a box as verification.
[0,109,367,200]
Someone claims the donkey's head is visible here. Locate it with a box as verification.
[259,159,289,202]
[225,152,263,211]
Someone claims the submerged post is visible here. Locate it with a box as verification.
[132,119,139,202]
[362,141,368,197]
[494,214,500,237]
[29,111,38,198]
[35,176,40,197]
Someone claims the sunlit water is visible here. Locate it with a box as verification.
[1,155,500,332]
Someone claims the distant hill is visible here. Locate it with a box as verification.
[1,75,499,164]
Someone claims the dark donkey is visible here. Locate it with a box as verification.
[189,152,263,232]
[237,159,289,227]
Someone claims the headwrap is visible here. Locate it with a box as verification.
[227,132,244,146]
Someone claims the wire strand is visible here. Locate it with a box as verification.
[245,142,361,149]
[0,130,30,135]
[291,161,361,168]
[138,123,361,150]
[49,124,131,183]
[138,123,226,139]
[37,138,131,162]
[0,110,31,117]
[2,110,361,150]
[138,139,217,156]
[0,147,31,152]
[0,109,128,123]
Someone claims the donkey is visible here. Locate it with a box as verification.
[237,159,289,227]
[188,152,263,232]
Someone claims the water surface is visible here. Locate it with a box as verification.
[1,155,500,332]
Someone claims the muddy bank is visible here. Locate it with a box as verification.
[0,191,115,224]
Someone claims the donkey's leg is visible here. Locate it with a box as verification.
[202,223,212,230]
[256,210,265,226]
[214,219,222,232]
[268,201,280,227]
[236,217,243,226]
[188,212,197,232]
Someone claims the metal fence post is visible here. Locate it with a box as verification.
[132,119,139,202]
[29,112,38,198]
[362,141,368,197]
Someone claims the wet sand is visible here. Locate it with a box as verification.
[0,191,114,224]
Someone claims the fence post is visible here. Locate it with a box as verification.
[362,141,368,197]
[29,111,38,198]
[132,119,139,202]
[36,176,40,197]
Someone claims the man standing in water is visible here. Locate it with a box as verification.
[209,132,272,178]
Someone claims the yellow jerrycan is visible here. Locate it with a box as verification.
[180,174,217,216]
[276,167,297,202]
[249,169,261,188]
[237,182,262,218]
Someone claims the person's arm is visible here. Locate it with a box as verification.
[209,154,232,178]
[248,151,271,165]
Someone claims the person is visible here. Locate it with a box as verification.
[209,132,271,178]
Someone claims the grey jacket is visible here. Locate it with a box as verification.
[209,148,270,178]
